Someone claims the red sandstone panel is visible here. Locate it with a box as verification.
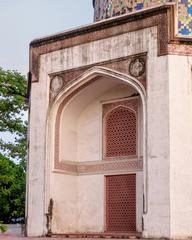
[106,174,136,232]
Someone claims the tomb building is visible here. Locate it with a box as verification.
[26,0,192,238]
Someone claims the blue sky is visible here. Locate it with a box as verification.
[0,0,93,75]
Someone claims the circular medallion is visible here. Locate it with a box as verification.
[50,76,63,93]
[129,58,145,77]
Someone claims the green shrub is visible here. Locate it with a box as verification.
[0,221,7,233]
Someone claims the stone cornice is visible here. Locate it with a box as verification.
[29,4,192,83]
[30,4,173,48]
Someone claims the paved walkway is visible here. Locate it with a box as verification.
[0,237,133,240]
[0,226,141,239]
[0,225,141,240]
[1,237,95,240]
[0,233,139,240]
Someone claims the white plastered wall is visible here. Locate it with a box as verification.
[169,55,192,238]
[143,52,170,238]
[27,26,171,237]
[27,68,50,236]
[76,175,104,233]
[51,174,78,233]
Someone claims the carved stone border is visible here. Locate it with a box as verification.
[30,5,176,82]
[102,98,139,116]
[49,54,147,101]
[54,158,143,175]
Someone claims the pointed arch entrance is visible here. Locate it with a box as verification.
[47,67,147,236]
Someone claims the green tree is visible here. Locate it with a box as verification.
[0,68,27,223]
[0,68,28,165]
[0,153,25,223]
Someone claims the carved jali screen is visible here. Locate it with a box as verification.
[103,99,138,159]
[105,174,136,232]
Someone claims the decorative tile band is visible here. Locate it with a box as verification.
[93,0,192,36]
[178,0,192,35]
[54,158,143,175]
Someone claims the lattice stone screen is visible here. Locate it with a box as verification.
[104,106,137,158]
[93,0,192,36]
[106,174,136,232]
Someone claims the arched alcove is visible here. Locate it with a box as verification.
[59,77,138,163]
[47,67,147,234]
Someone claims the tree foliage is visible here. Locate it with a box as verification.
[0,153,25,223]
[0,68,28,163]
[0,68,27,223]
